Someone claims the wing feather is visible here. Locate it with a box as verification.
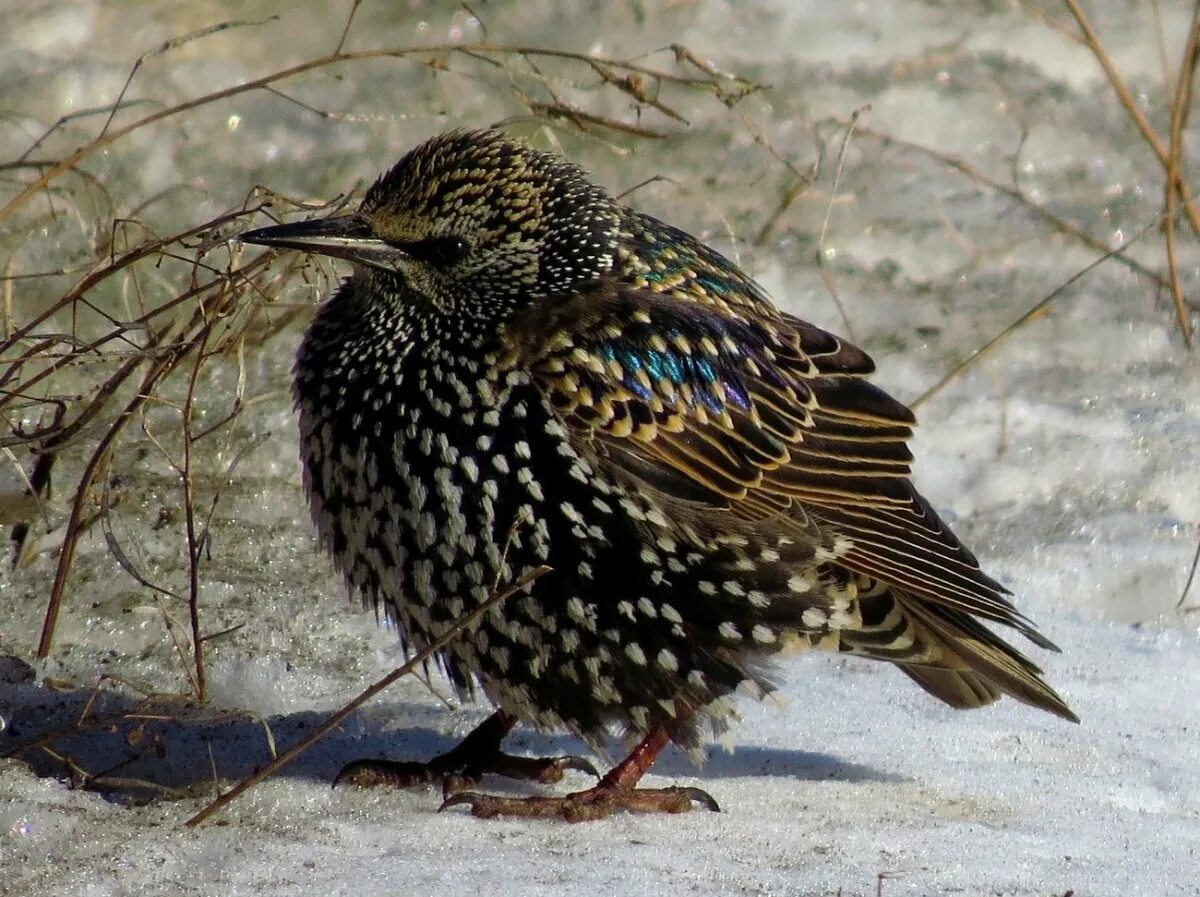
[503,275,1061,666]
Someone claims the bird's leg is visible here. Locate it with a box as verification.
[334,710,598,796]
[440,727,719,821]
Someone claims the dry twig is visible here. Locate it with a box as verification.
[184,564,550,827]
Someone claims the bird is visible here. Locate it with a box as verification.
[239,128,1077,822]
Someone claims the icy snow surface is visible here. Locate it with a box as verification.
[2,2,1198,896]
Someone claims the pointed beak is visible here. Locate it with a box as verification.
[240,214,408,270]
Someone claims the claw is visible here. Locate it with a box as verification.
[681,786,721,813]
[438,791,485,813]
[559,755,602,779]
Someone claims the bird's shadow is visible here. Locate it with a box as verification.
[1,675,897,806]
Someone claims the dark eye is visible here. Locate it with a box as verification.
[401,236,470,266]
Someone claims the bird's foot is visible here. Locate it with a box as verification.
[440,782,719,822]
[332,710,597,797]
[334,751,598,796]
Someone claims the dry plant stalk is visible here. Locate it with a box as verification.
[5,6,1196,809]
[184,564,550,828]
[816,3,1200,412]
[1058,0,1198,347]
[0,13,766,715]
[0,566,549,810]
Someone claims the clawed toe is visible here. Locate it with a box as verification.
[333,752,599,793]
[484,751,600,784]
[334,758,448,789]
[676,786,720,813]
[439,784,720,821]
[333,716,714,822]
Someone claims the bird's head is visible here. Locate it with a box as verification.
[241,130,621,325]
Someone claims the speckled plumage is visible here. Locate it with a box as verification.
[242,129,1075,813]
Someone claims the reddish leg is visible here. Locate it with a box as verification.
[440,727,719,822]
[335,710,597,797]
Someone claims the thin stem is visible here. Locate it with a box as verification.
[183,565,550,827]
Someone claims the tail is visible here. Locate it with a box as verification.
[840,587,1079,723]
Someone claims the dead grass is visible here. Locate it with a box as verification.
[2,1,1196,808]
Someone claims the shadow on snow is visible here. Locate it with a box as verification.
[1,677,898,806]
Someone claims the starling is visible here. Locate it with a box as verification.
[240,129,1077,822]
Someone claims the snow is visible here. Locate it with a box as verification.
[4,620,1198,895]
[2,1,1198,896]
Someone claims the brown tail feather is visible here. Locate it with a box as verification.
[900,665,1003,709]
[841,589,1079,723]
